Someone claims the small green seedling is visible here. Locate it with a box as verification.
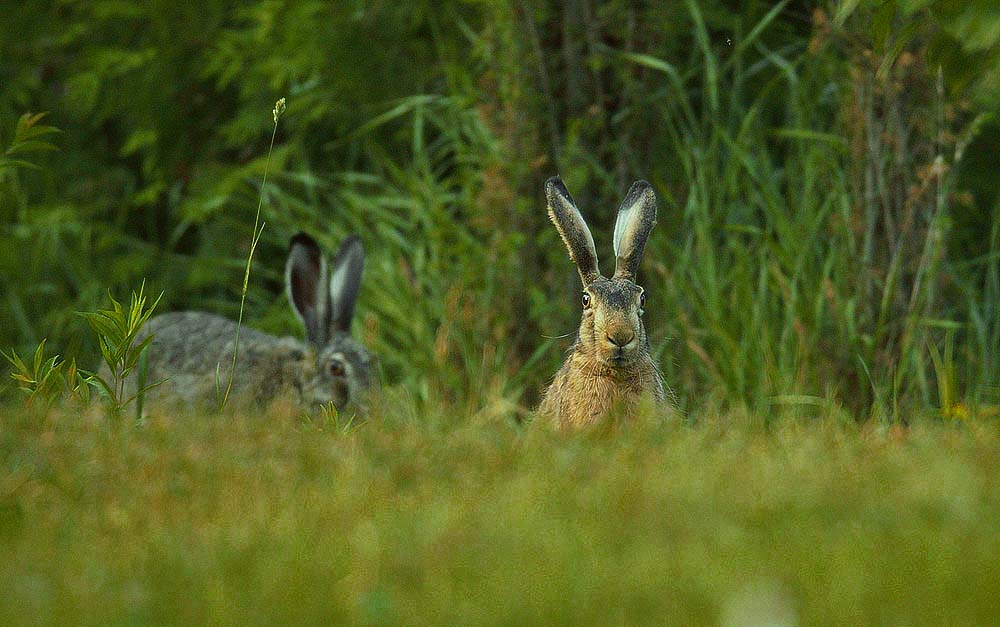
[78,280,164,418]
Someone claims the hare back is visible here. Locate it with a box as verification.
[130,311,303,407]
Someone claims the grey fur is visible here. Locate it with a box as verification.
[329,235,364,333]
[127,233,376,412]
[286,233,331,346]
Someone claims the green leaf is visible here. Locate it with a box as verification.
[32,339,46,376]
[1,347,28,374]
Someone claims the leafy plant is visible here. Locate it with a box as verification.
[1,339,88,407]
[0,112,59,174]
[315,400,361,433]
[78,281,164,418]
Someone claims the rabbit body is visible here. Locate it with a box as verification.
[123,233,375,413]
[132,311,373,410]
[538,177,669,429]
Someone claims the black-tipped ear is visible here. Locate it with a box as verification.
[329,235,365,333]
[545,176,601,285]
[612,180,657,280]
[286,233,331,346]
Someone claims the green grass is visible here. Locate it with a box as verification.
[2,401,998,625]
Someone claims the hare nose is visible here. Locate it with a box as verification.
[607,330,636,348]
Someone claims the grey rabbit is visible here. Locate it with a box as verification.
[127,232,376,412]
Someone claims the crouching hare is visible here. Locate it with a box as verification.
[130,233,376,413]
[537,176,668,429]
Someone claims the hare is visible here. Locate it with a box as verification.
[128,232,376,413]
[537,176,668,429]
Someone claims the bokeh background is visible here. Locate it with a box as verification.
[2,0,999,420]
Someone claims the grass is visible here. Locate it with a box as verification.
[2,400,999,625]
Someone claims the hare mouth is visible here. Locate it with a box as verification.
[607,349,634,365]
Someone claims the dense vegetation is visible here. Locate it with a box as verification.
[3,1,1000,418]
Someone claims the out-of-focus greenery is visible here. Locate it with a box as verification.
[2,1,999,418]
[2,402,1000,624]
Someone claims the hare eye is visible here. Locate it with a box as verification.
[582,292,591,309]
[328,361,346,377]
[639,292,646,308]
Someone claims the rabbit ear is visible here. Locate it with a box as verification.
[545,176,601,285]
[613,180,657,280]
[329,235,365,333]
[286,233,331,346]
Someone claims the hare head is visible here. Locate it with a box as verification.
[546,176,657,368]
[286,232,375,410]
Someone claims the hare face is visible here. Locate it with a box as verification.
[581,277,647,366]
[298,335,375,410]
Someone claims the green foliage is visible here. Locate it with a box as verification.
[1,340,88,407]
[0,112,59,175]
[837,0,1000,104]
[78,281,163,417]
[1,1,998,418]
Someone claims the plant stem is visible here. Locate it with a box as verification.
[219,99,284,412]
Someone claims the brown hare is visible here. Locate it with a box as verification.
[537,176,668,429]
[125,233,376,413]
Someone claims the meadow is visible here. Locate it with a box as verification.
[2,1,1000,623]
[3,401,1000,625]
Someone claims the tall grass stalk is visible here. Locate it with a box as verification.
[217,97,286,412]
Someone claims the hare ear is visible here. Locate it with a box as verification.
[329,235,365,333]
[545,176,601,285]
[613,180,657,280]
[286,233,331,346]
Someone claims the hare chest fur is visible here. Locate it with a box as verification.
[536,176,670,429]
[540,349,665,429]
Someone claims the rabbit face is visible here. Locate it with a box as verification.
[544,175,660,376]
[298,335,375,411]
[580,277,647,366]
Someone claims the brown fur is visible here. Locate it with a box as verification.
[537,177,669,429]
[537,278,666,429]
[539,349,665,429]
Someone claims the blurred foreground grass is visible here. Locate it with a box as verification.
[2,401,999,625]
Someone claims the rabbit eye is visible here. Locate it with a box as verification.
[582,292,591,309]
[328,361,346,377]
[639,292,646,308]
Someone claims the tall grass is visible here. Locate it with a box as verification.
[223,2,998,423]
[2,402,999,625]
[1,2,997,420]
[217,97,285,411]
